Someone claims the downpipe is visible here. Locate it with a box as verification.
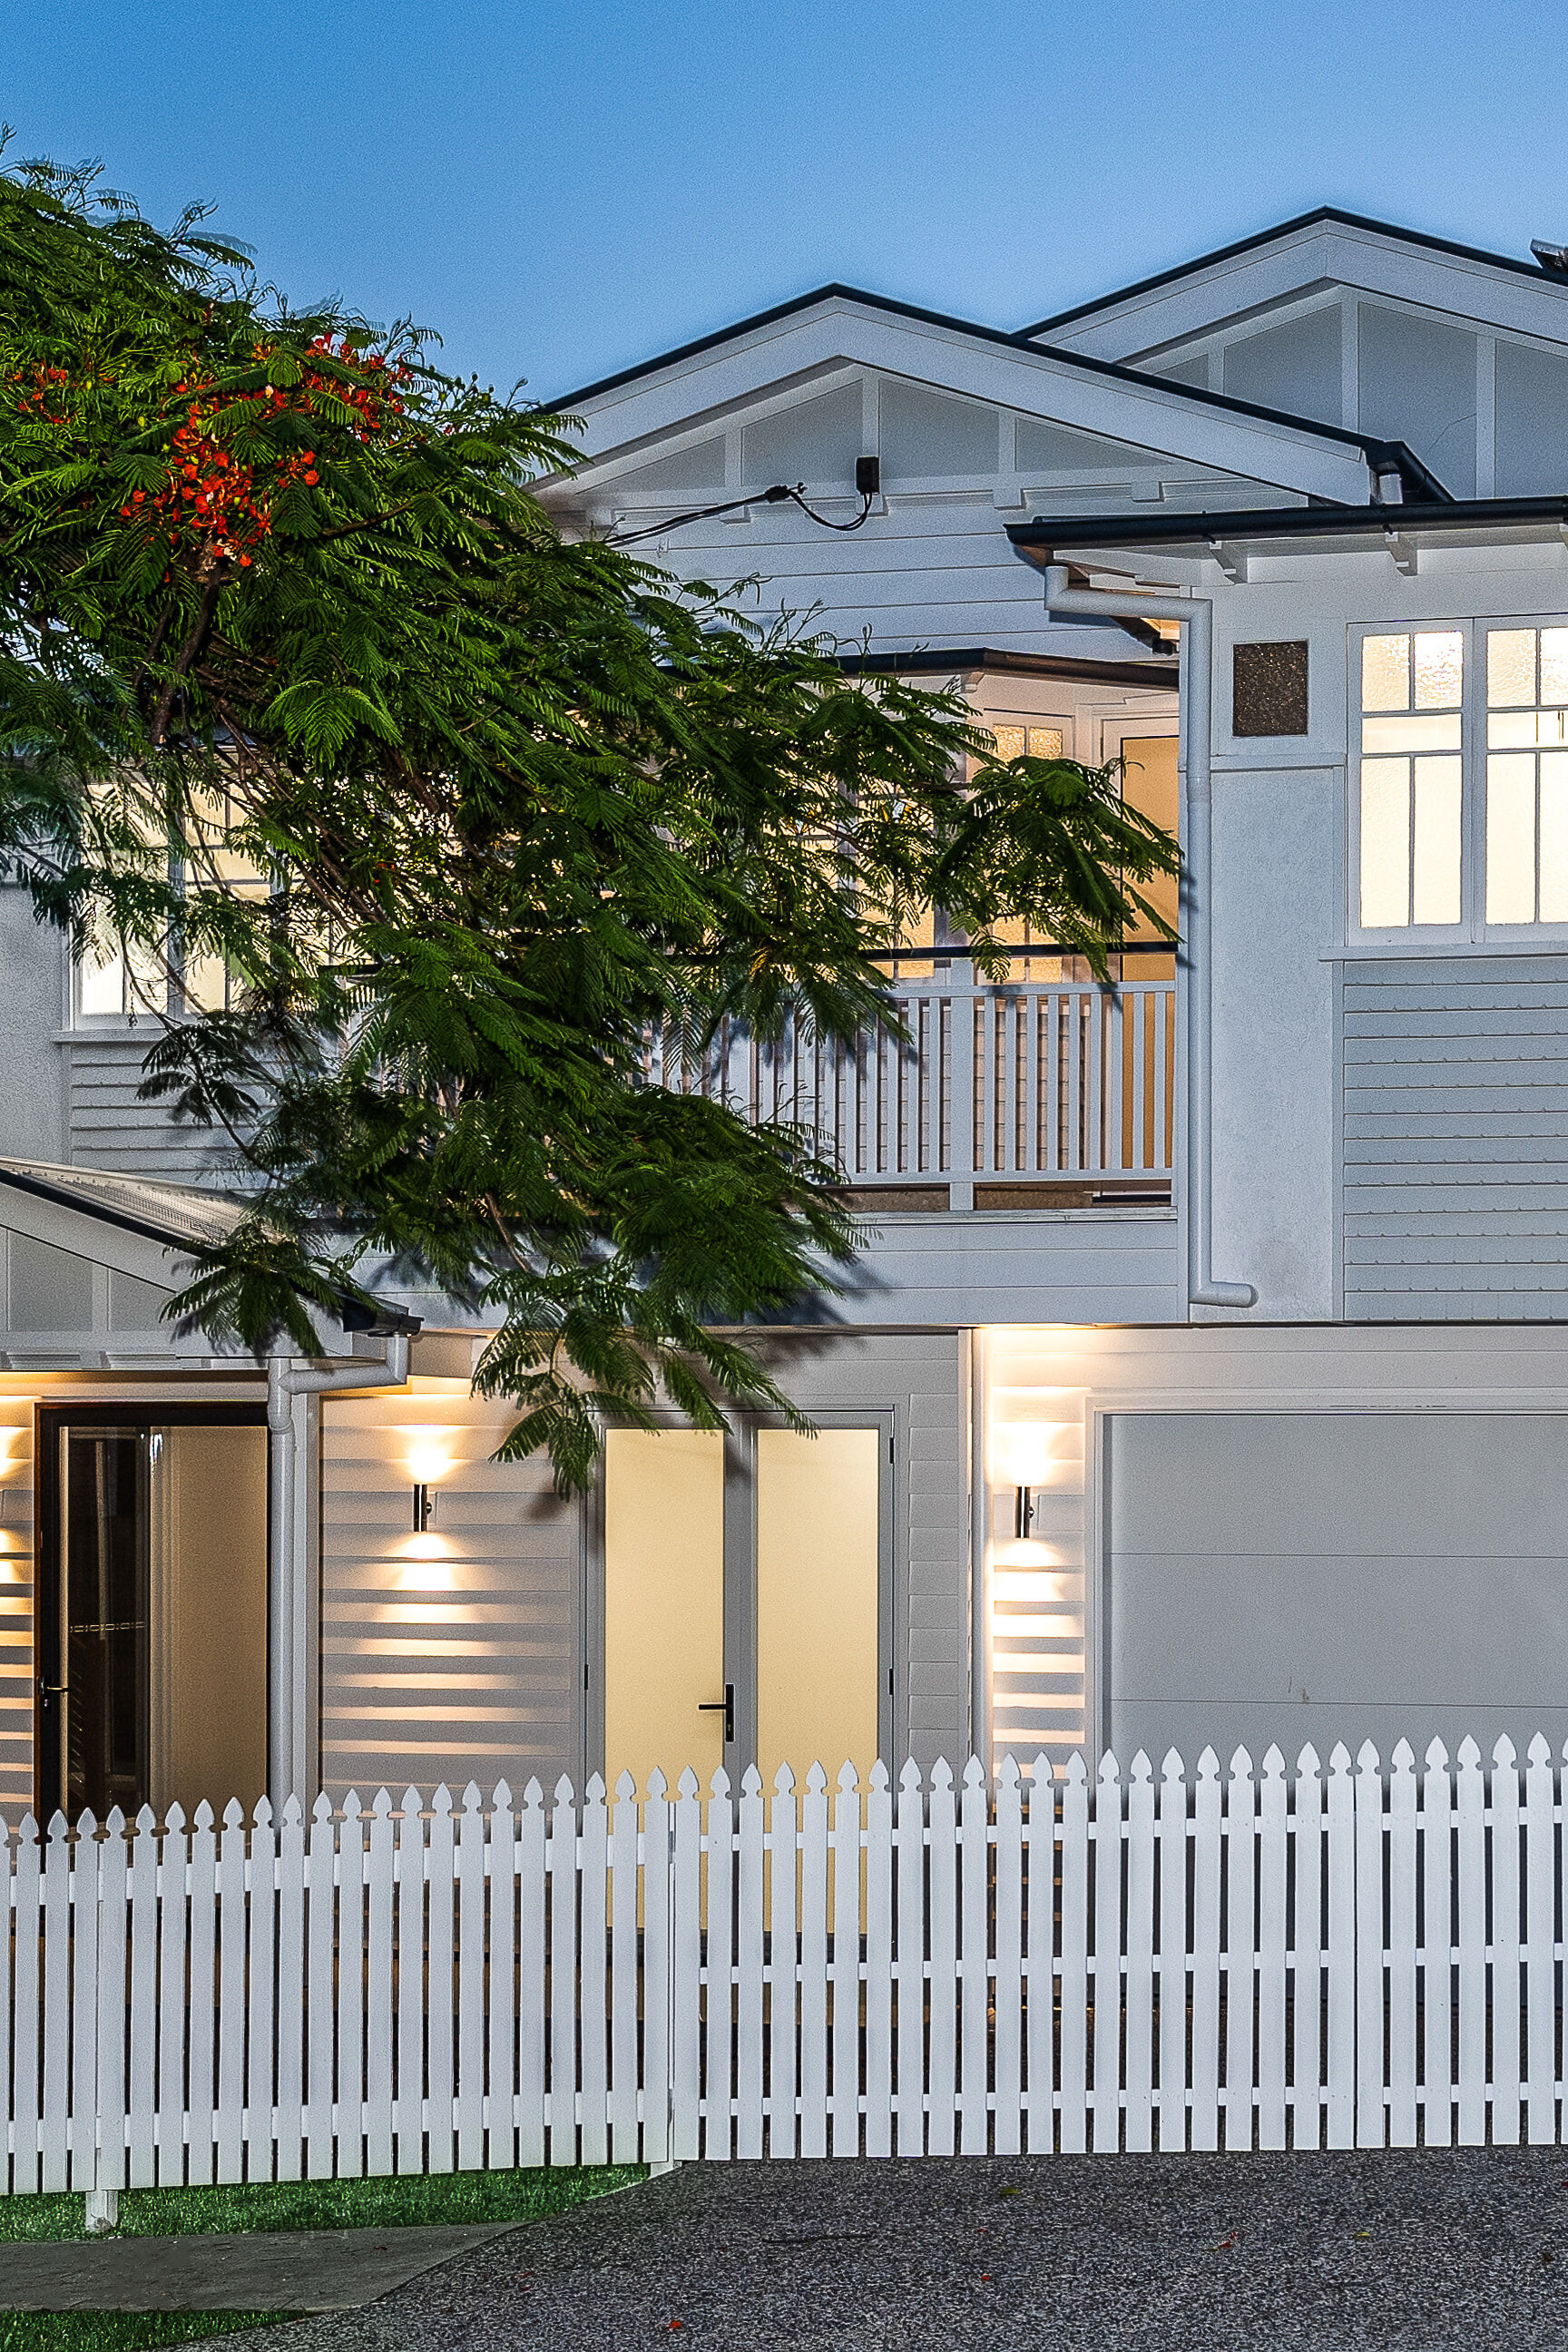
[266,1333,412,1805]
[1044,568,1255,1311]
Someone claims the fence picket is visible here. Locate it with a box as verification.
[8,1733,1568,2199]
[1455,1739,1487,2146]
[1093,1754,1122,2154]
[1387,1742,1418,2148]
[1525,1737,1555,2143]
[926,1759,958,2156]
[994,1757,1024,2157]
[1189,1750,1221,2153]
[863,1762,894,2159]
[40,1819,70,2193]
[1293,1747,1323,2151]
[456,1783,487,2172]
[1157,1751,1186,2151]
[1058,1754,1089,2154]
[1491,1739,1523,2145]
[69,1814,100,2193]
[1025,1757,1055,2155]
[1256,1749,1288,2151]
[306,1794,337,2181]
[609,1773,641,2164]
[1421,1743,1454,2150]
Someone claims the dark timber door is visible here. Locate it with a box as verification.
[57,1426,152,1821]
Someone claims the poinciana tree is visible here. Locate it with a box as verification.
[0,152,1180,1487]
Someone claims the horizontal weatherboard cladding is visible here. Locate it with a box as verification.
[1342,956,1568,1318]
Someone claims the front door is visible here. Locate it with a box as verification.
[602,1419,889,1795]
[38,1409,270,1822]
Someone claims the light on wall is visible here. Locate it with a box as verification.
[993,1419,1054,1548]
[412,1482,436,1533]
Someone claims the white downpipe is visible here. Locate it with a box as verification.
[1044,568,1255,1311]
[266,1333,411,1805]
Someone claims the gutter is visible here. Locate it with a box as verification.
[1042,565,1254,1314]
[1008,494,1568,562]
[267,1334,413,1805]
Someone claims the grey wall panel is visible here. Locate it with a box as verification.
[66,1039,229,1181]
[1342,956,1568,1317]
[1107,1407,1568,1768]
[832,1210,1181,1326]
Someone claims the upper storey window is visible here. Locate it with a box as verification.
[1485,628,1568,926]
[1353,618,1568,945]
[1357,630,1464,929]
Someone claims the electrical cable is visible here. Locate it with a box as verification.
[608,461,879,547]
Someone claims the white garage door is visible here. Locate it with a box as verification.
[1106,1411,1568,1769]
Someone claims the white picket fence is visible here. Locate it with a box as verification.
[2,1733,1566,2193]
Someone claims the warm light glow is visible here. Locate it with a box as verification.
[398,1424,456,1485]
[0,1430,21,1471]
[397,1535,455,1592]
[990,1420,1054,1489]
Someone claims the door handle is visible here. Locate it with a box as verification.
[697,1684,735,1742]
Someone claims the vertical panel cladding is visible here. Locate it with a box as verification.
[66,1039,230,1182]
[754,1331,970,1772]
[0,1409,33,1815]
[319,1395,581,1804]
[1342,956,1568,1318]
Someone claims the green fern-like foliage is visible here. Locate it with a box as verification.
[0,150,1179,1489]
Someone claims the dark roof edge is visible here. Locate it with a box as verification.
[1017,206,1564,339]
[1006,495,1568,557]
[541,279,1441,499]
[0,1161,210,1255]
[836,646,1175,691]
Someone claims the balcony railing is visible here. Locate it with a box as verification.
[647,951,1176,1203]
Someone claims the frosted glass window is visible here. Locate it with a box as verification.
[1415,632,1464,710]
[1412,758,1462,924]
[1541,755,1568,922]
[1362,634,1410,712]
[1360,761,1412,926]
[1486,753,1536,922]
[1495,340,1568,498]
[991,726,1025,761]
[740,384,864,489]
[1358,630,1464,928]
[1482,626,1568,925]
[1544,630,1568,707]
[1357,304,1476,497]
[1221,305,1342,424]
[1489,629,1536,708]
[879,381,998,477]
[77,950,126,1016]
[1028,727,1063,759]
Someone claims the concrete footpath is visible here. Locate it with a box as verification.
[0,2221,512,2312]
[209,2147,1568,2352]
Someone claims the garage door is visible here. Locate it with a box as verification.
[1106,1411,1568,1769]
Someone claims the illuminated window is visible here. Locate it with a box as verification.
[1485,628,1568,925]
[988,724,1064,762]
[73,788,273,1020]
[1357,630,1463,928]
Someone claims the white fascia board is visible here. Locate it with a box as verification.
[557,299,1372,505]
[1051,222,1568,363]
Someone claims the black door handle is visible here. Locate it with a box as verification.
[697,1684,735,1742]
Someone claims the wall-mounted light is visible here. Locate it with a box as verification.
[412,1481,436,1533]
[1014,1485,1038,1540]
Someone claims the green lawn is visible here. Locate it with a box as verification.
[0,2162,642,2243]
[0,2165,645,2348]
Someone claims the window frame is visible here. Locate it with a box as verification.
[1345,612,1568,953]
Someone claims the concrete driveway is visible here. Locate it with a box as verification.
[228,2146,1568,2351]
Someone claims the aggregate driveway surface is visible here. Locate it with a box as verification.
[225,2147,1568,2351]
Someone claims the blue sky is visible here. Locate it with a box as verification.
[5,0,1566,408]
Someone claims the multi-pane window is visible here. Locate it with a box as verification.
[1485,627,1568,925]
[74,789,271,1019]
[989,724,1064,762]
[1357,630,1464,928]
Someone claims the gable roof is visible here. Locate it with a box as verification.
[547,282,1446,502]
[1016,207,1562,341]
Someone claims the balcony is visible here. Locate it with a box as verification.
[647,948,1176,1212]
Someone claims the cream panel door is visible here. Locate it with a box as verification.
[755,1428,881,1790]
[603,1430,726,1793]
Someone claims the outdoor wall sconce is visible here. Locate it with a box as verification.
[1014,1485,1038,1540]
[412,1482,436,1533]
